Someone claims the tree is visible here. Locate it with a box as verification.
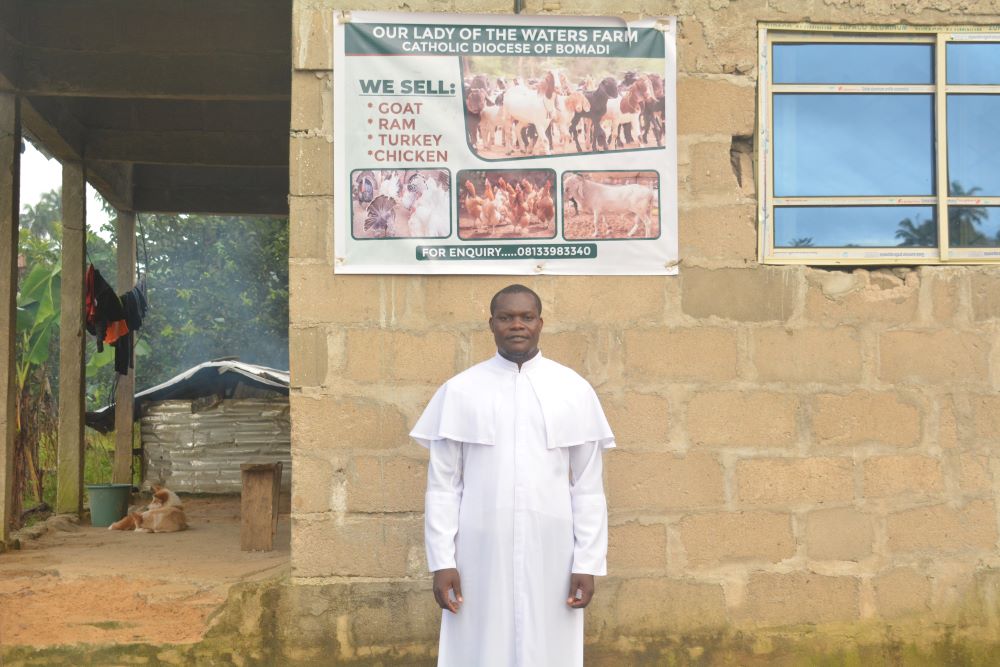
[896,182,990,248]
[11,189,289,524]
[13,191,118,522]
[18,191,290,398]
[947,182,988,247]
[20,189,62,239]
[124,213,289,389]
[895,215,936,247]
[78,206,288,391]
[12,263,60,522]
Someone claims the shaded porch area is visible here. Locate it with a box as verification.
[0,0,291,540]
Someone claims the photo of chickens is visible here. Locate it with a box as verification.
[457,169,557,240]
[351,169,451,239]
[562,171,660,240]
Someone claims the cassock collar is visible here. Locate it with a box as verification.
[490,350,543,373]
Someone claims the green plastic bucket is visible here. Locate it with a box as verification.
[86,483,132,527]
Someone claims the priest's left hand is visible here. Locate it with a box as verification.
[567,573,595,608]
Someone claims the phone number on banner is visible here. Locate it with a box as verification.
[416,244,597,261]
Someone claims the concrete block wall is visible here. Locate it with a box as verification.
[288,0,1000,662]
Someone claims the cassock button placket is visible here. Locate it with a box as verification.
[512,368,526,667]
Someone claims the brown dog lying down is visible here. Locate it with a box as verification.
[109,485,188,533]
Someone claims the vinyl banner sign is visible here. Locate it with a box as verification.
[332,11,677,275]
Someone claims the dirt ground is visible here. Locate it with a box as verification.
[457,213,556,240]
[472,136,662,160]
[0,495,289,649]
[563,208,661,240]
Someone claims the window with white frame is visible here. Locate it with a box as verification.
[758,25,1000,265]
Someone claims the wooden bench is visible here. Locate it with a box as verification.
[240,462,282,551]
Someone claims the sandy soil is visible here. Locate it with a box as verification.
[0,495,289,648]
[563,208,661,240]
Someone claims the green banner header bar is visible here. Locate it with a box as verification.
[416,244,598,261]
[346,23,664,58]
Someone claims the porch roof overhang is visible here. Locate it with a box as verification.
[0,0,291,216]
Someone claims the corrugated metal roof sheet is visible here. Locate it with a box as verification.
[87,360,289,433]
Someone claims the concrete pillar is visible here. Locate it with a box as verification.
[0,94,19,545]
[56,162,86,516]
[113,210,136,485]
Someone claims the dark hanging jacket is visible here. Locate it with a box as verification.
[85,265,127,352]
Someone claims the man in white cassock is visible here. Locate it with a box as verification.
[411,284,615,667]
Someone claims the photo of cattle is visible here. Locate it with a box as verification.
[457,169,557,240]
[562,171,660,240]
[461,56,666,159]
[351,169,451,239]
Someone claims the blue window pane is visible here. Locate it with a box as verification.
[774,206,937,248]
[947,43,1000,84]
[774,94,934,197]
[948,95,1000,196]
[773,44,933,84]
[949,206,1000,247]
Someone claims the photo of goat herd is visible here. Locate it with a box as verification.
[462,56,667,158]
[350,169,451,239]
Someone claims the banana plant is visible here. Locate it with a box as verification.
[13,263,60,519]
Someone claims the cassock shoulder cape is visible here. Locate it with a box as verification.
[411,353,615,450]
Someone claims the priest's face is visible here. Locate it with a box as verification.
[489,292,543,363]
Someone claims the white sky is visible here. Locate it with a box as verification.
[20,140,112,230]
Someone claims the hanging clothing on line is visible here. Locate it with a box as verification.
[104,319,129,345]
[85,264,127,352]
[114,328,131,375]
[85,265,149,376]
[121,278,148,331]
[115,278,149,375]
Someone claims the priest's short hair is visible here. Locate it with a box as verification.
[490,284,542,316]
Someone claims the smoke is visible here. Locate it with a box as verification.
[133,213,289,390]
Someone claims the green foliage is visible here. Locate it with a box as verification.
[40,195,290,399]
[19,189,61,239]
[13,188,288,514]
[129,213,289,389]
[15,216,64,517]
[16,263,60,375]
[83,429,141,487]
[85,338,151,376]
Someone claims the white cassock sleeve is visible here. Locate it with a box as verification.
[568,442,608,576]
[425,438,464,572]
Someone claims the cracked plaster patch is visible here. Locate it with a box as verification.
[809,268,918,301]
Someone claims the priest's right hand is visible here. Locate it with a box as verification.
[433,568,463,613]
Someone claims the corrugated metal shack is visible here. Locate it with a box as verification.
[88,361,290,493]
[142,397,290,493]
